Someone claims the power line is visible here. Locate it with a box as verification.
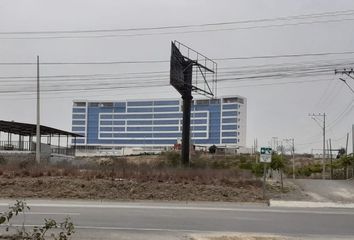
[2,17,354,40]
[214,51,354,61]
[0,78,331,97]
[1,9,354,36]
[1,57,352,80]
[1,50,354,66]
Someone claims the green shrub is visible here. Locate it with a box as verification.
[239,161,253,170]
[190,155,210,169]
[160,151,180,167]
[0,155,7,165]
[251,162,264,177]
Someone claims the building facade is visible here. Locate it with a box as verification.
[72,96,246,150]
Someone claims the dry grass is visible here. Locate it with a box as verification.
[0,156,259,186]
[0,156,263,201]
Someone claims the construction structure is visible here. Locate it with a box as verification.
[0,120,81,159]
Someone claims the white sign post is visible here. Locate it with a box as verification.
[260,147,272,199]
[260,147,272,163]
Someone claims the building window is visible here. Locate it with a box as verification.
[222,125,237,130]
[153,107,180,112]
[222,118,236,124]
[100,102,113,107]
[74,102,86,107]
[153,126,179,131]
[113,127,125,132]
[223,111,237,117]
[210,99,220,104]
[100,121,113,126]
[127,101,153,107]
[222,132,237,137]
[100,127,113,132]
[127,108,153,113]
[88,102,99,107]
[72,126,85,132]
[223,97,244,104]
[196,99,209,105]
[222,104,238,110]
[127,120,153,125]
[73,108,86,113]
[153,120,179,125]
[72,120,85,125]
[127,127,153,132]
[153,100,179,106]
[222,139,237,144]
[72,114,85,120]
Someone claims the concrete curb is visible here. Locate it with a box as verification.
[270,200,354,209]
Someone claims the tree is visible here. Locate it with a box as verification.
[209,145,217,154]
[337,148,346,159]
[271,153,285,191]
[340,155,353,179]
[0,200,75,240]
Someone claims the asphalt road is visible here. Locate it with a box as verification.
[0,200,354,239]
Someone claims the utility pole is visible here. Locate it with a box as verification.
[36,56,41,164]
[283,138,295,179]
[309,113,327,179]
[329,138,333,180]
[335,68,354,78]
[335,69,354,93]
[352,125,354,156]
[346,132,349,155]
[335,68,354,156]
[292,138,295,179]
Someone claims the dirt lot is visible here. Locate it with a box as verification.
[190,234,289,240]
[197,237,285,240]
[0,176,263,202]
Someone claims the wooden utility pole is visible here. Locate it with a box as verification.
[292,138,295,179]
[309,113,326,179]
[329,138,333,180]
[36,56,41,164]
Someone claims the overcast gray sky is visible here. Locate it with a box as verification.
[1,0,354,153]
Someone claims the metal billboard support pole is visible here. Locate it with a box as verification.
[36,56,41,164]
[181,63,193,167]
[181,95,192,166]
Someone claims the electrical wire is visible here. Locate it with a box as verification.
[1,50,354,66]
[1,9,354,35]
[1,15,354,40]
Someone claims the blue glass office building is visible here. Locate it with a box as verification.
[72,96,246,148]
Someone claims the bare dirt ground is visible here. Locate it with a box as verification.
[190,233,290,240]
[289,179,354,203]
[206,238,283,240]
[0,176,263,202]
[266,180,312,201]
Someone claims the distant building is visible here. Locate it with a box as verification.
[71,96,247,155]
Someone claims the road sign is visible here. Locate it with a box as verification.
[260,147,272,163]
[260,147,272,155]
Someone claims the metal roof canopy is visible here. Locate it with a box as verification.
[0,120,82,137]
